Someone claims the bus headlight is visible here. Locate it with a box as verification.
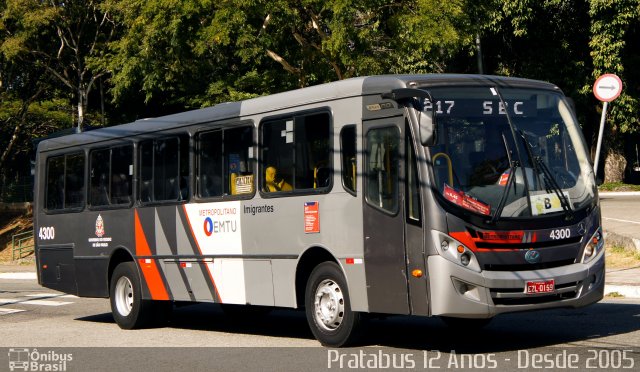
[431,230,481,272]
[582,227,604,264]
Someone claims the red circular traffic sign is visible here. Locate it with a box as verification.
[593,74,622,102]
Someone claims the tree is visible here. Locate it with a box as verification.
[587,0,640,182]
[1,0,116,130]
[103,0,476,112]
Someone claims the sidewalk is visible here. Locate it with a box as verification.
[600,191,640,298]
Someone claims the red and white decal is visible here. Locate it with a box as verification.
[444,184,490,216]
[498,170,510,186]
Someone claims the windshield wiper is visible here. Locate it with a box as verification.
[488,87,533,222]
[519,130,574,221]
[489,134,518,224]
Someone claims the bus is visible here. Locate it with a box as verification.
[34,74,604,346]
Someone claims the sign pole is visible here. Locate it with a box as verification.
[592,73,623,180]
[593,101,608,178]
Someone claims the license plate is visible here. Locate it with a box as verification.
[525,279,555,294]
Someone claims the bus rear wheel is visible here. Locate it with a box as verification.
[110,262,171,329]
[305,262,361,347]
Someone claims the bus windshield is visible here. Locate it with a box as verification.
[427,86,596,220]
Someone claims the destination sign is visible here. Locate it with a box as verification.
[423,98,536,117]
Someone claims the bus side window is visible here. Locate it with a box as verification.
[110,145,133,204]
[139,135,189,203]
[224,126,254,195]
[365,127,399,213]
[64,153,85,209]
[198,125,254,198]
[261,112,331,193]
[90,149,110,207]
[45,156,65,210]
[45,152,85,211]
[341,125,357,193]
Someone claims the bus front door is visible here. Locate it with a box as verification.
[362,117,410,315]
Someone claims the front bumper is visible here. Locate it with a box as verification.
[427,250,605,318]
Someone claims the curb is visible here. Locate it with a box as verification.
[0,272,36,280]
[605,284,640,299]
[599,191,640,197]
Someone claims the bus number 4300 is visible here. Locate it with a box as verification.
[38,226,55,240]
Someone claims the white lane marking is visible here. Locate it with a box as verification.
[25,293,77,299]
[25,293,60,298]
[0,308,26,315]
[22,300,73,306]
[0,299,21,304]
[0,272,37,280]
[0,298,73,306]
[602,217,640,225]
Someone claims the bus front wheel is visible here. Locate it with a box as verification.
[305,262,361,347]
[109,262,170,329]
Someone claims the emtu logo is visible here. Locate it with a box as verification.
[203,217,214,237]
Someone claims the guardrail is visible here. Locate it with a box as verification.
[12,230,34,261]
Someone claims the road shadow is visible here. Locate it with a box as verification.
[75,300,640,351]
[360,300,640,352]
[76,303,315,340]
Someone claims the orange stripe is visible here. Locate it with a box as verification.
[134,210,169,300]
[182,205,221,302]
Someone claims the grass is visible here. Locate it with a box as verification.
[606,292,624,298]
[605,245,640,270]
[598,182,640,192]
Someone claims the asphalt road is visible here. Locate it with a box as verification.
[600,195,640,237]
[1,277,639,371]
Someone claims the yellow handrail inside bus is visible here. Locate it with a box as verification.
[432,152,453,186]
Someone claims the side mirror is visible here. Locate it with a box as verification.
[382,88,438,146]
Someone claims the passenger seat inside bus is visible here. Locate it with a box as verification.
[264,166,292,192]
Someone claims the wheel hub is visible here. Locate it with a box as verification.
[115,276,134,316]
[314,279,345,331]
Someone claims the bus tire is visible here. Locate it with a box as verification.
[110,262,157,329]
[305,262,361,347]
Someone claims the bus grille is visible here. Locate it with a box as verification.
[483,258,576,271]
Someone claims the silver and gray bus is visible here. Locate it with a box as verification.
[34,75,604,346]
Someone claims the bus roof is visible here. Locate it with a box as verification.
[37,74,559,153]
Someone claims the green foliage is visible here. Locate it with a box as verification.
[587,0,640,136]
[598,182,640,192]
[2,0,640,185]
[104,0,478,108]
